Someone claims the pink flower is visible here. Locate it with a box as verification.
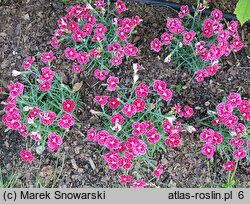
[183,30,196,45]
[135,83,149,98]
[232,36,243,52]
[201,143,216,158]
[178,5,189,18]
[165,133,180,147]
[39,67,54,82]
[183,105,193,118]
[118,157,131,170]
[58,113,75,129]
[18,124,28,137]
[96,130,109,145]
[122,103,137,118]
[227,93,241,107]
[247,139,250,150]
[65,47,78,60]
[77,51,89,64]
[223,115,238,128]
[166,18,184,34]
[211,9,223,21]
[195,69,208,82]
[62,99,75,112]
[146,128,160,144]
[68,20,78,31]
[200,128,214,143]
[2,113,21,130]
[116,142,126,153]
[8,82,24,97]
[132,180,146,188]
[206,64,218,76]
[20,150,34,161]
[233,123,246,137]
[4,103,19,115]
[115,0,126,14]
[227,20,238,35]
[94,0,105,10]
[87,128,96,141]
[51,36,59,48]
[153,80,166,94]
[132,98,146,112]
[40,111,56,125]
[161,32,173,45]
[72,65,82,73]
[151,38,162,52]
[230,138,244,148]
[71,30,87,42]
[233,147,246,160]
[94,95,109,105]
[27,107,40,120]
[94,69,108,81]
[30,131,41,141]
[122,18,133,32]
[105,135,120,150]
[211,132,222,145]
[83,23,93,36]
[217,30,229,43]
[197,3,206,12]
[47,132,62,151]
[107,76,119,91]
[224,161,235,171]
[41,51,55,63]
[22,56,35,70]
[116,27,128,41]
[216,102,233,116]
[119,174,131,185]
[109,97,120,109]
[153,164,164,178]
[132,121,147,137]
[162,119,174,134]
[123,43,138,56]
[110,57,122,66]
[38,81,51,91]
[160,89,172,101]
[110,113,124,125]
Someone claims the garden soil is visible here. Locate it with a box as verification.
[0,0,249,187]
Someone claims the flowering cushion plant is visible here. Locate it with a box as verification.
[87,65,195,187]
[51,0,141,75]
[199,93,249,187]
[1,53,80,161]
[151,3,244,82]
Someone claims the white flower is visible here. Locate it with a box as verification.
[27,118,34,124]
[164,55,171,63]
[133,74,139,84]
[187,126,196,133]
[12,70,22,76]
[111,123,122,132]
[23,106,32,111]
[166,116,176,124]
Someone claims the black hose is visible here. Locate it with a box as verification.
[131,0,250,26]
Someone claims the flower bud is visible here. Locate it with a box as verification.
[12,70,22,76]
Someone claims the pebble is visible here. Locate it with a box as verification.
[22,13,30,21]
[71,159,78,170]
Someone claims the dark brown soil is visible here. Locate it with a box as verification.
[0,0,249,188]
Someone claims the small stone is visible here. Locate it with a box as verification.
[71,159,78,170]
[204,101,210,106]
[195,106,201,110]
[88,158,96,170]
[22,13,30,21]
